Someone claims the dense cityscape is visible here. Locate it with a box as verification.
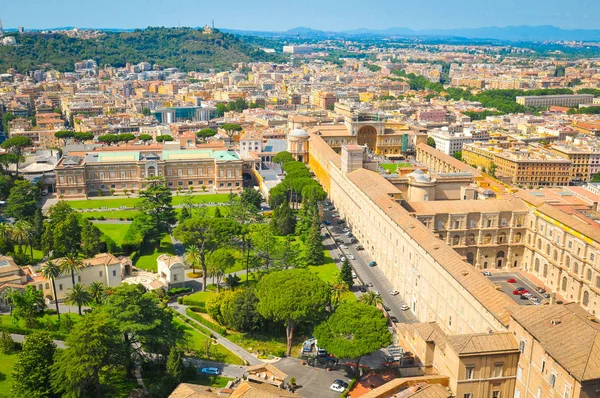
[1,6,600,398]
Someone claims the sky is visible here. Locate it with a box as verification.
[1,0,599,31]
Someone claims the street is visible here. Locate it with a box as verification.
[321,204,417,325]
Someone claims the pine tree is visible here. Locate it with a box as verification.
[166,347,184,385]
[81,219,102,257]
[273,200,296,236]
[214,207,222,218]
[340,259,353,288]
[12,332,56,398]
[303,218,325,266]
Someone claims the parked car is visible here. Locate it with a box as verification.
[200,367,220,375]
[507,278,517,283]
[482,271,492,277]
[400,304,410,311]
[351,271,357,278]
[355,244,364,250]
[317,349,328,357]
[335,238,344,244]
[333,380,348,389]
[513,289,529,295]
[337,220,345,225]
[342,227,350,232]
[330,383,346,393]
[339,256,346,262]
[536,287,546,293]
[369,261,377,267]
[340,244,348,249]
[543,293,551,299]
[390,316,399,323]
[324,220,331,226]
[515,287,528,293]
[391,290,399,296]
[529,296,539,302]
[41,189,48,196]
[382,304,391,311]
[520,294,529,300]
[359,285,368,293]
[366,282,374,287]
[347,254,355,260]
[345,232,353,238]
[324,202,332,206]
[349,237,357,243]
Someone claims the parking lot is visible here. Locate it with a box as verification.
[484,271,549,305]
[275,357,351,398]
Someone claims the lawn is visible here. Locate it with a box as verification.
[66,193,230,210]
[380,163,411,173]
[189,375,233,388]
[227,331,303,359]
[0,313,82,340]
[183,291,216,307]
[133,235,175,272]
[82,206,227,220]
[95,223,130,246]
[173,317,244,365]
[0,352,18,398]
[16,246,44,263]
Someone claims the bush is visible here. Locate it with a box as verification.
[341,378,358,398]
[177,297,183,304]
[187,272,203,279]
[181,297,207,308]
[98,216,105,220]
[188,306,206,314]
[167,287,192,296]
[0,331,14,354]
[0,324,66,341]
[186,307,227,336]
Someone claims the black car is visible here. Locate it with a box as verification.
[520,294,529,300]
[382,304,391,312]
[333,379,349,388]
[359,285,368,292]
[389,316,399,323]
[337,220,345,224]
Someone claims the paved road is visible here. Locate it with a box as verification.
[183,358,247,379]
[487,271,547,305]
[321,205,417,325]
[169,303,263,366]
[11,333,66,349]
[275,357,349,398]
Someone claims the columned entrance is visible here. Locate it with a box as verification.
[357,126,377,151]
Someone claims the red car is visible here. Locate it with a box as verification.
[513,289,529,295]
[507,278,517,284]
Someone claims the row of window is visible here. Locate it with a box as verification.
[34,269,117,291]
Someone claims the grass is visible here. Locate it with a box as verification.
[380,163,411,173]
[0,352,18,397]
[189,375,234,388]
[133,235,175,272]
[227,331,303,359]
[66,193,230,210]
[81,206,227,220]
[95,223,130,246]
[173,317,244,365]
[16,246,44,263]
[184,291,216,306]
[309,252,356,302]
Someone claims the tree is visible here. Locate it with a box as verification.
[221,288,263,332]
[156,135,174,142]
[137,177,177,247]
[0,330,14,354]
[73,132,94,142]
[53,213,82,257]
[2,136,33,177]
[81,219,102,257]
[103,283,183,378]
[250,223,277,271]
[165,347,184,386]
[426,136,436,148]
[272,151,295,165]
[221,123,242,146]
[5,180,38,220]
[12,220,35,261]
[255,269,330,355]
[141,107,152,116]
[359,291,383,307]
[225,274,241,291]
[88,281,106,305]
[32,207,44,248]
[60,254,83,287]
[10,286,45,328]
[40,260,62,319]
[184,245,201,275]
[196,128,217,143]
[207,248,234,292]
[330,277,349,308]
[340,259,354,289]
[51,311,125,398]
[592,172,600,183]
[276,234,299,270]
[303,219,325,266]
[452,151,463,161]
[272,200,296,236]
[240,188,263,210]
[12,332,56,398]
[0,153,18,176]
[313,301,391,377]
[65,284,92,316]
[138,133,152,142]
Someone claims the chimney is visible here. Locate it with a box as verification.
[551,319,561,326]
[341,145,364,174]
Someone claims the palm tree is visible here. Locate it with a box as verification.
[88,281,106,305]
[60,254,83,287]
[0,223,12,242]
[330,279,349,308]
[184,245,201,275]
[40,260,61,320]
[11,220,34,261]
[0,287,15,315]
[65,284,92,316]
[359,291,384,307]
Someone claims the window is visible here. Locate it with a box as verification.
[583,291,590,306]
[564,384,572,398]
[112,270,117,277]
[45,283,49,289]
[493,363,503,378]
[592,253,596,262]
[59,284,63,291]
[99,271,103,277]
[517,366,523,381]
[464,394,472,398]
[465,367,474,380]
[562,277,568,291]
[77,275,81,282]
[492,391,500,398]
[515,389,521,398]
[541,358,546,373]
[173,274,178,281]
[587,269,593,281]
[448,315,452,327]
[550,372,557,388]
[519,339,526,353]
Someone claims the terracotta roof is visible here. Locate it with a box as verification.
[416,143,481,177]
[168,383,219,398]
[229,381,300,398]
[446,332,519,355]
[308,133,340,168]
[157,254,184,269]
[406,199,529,215]
[245,363,288,381]
[0,256,21,275]
[405,384,453,398]
[360,376,450,398]
[509,303,600,382]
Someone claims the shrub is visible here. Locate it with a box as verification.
[0,331,14,354]
[186,272,203,279]
[341,378,358,398]
[177,297,183,304]
[98,216,106,220]
[167,287,192,296]
[186,307,227,335]
[181,297,207,309]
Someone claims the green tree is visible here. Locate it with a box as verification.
[81,219,102,257]
[5,180,38,220]
[272,200,296,236]
[330,276,349,308]
[141,107,152,116]
[40,260,62,319]
[12,220,35,261]
[156,135,174,142]
[12,332,56,398]
[255,269,330,355]
[73,132,94,142]
[65,283,92,316]
[275,234,299,270]
[51,311,125,398]
[137,177,177,247]
[340,259,354,289]
[303,219,325,266]
[359,291,383,307]
[225,273,241,291]
[207,248,235,292]
[32,207,44,248]
[2,136,33,177]
[138,133,152,142]
[184,245,201,275]
[250,223,277,271]
[213,207,222,218]
[221,123,242,146]
[272,151,295,165]
[88,281,106,305]
[313,301,391,376]
[488,162,497,178]
[53,213,82,257]
[0,173,14,199]
[240,188,263,209]
[196,128,217,143]
[103,283,182,378]
[0,153,18,175]
[0,331,14,354]
[60,254,83,287]
[10,286,45,328]
[427,136,436,148]
[221,288,263,332]
[452,151,463,161]
[592,172,600,183]
[165,347,184,387]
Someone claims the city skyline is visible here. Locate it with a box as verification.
[1,0,599,31]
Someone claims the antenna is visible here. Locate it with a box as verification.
[0,18,3,36]
[212,20,214,29]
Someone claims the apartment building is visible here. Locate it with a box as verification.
[549,143,600,183]
[515,94,594,108]
[428,129,474,156]
[55,146,243,197]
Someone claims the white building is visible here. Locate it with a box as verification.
[429,128,474,156]
[239,131,263,160]
[157,254,185,287]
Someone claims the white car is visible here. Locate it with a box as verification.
[351,271,357,278]
[342,227,350,232]
[347,254,355,260]
[400,304,410,311]
[340,244,348,249]
[340,256,346,262]
[330,383,346,393]
[391,290,399,296]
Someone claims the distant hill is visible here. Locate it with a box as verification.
[222,25,600,42]
[0,27,285,73]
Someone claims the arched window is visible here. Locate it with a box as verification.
[499,232,506,243]
[596,276,600,289]
[546,244,551,255]
[515,232,522,243]
[566,256,570,267]
[583,291,590,306]
[466,252,474,265]
[573,262,579,275]
[467,234,475,245]
[587,269,593,281]
[484,234,492,244]
[535,258,540,272]
[497,251,505,258]
[562,276,568,291]
[453,235,460,246]
[528,234,531,244]
[553,251,558,261]
[537,239,542,249]
[543,264,548,278]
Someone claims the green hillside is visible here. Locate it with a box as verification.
[0,27,286,73]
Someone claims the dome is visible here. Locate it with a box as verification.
[407,169,431,183]
[289,128,309,139]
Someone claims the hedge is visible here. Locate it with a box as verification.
[185,307,227,336]
[0,324,66,341]
[181,297,207,309]
[340,378,358,398]
[167,287,192,296]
